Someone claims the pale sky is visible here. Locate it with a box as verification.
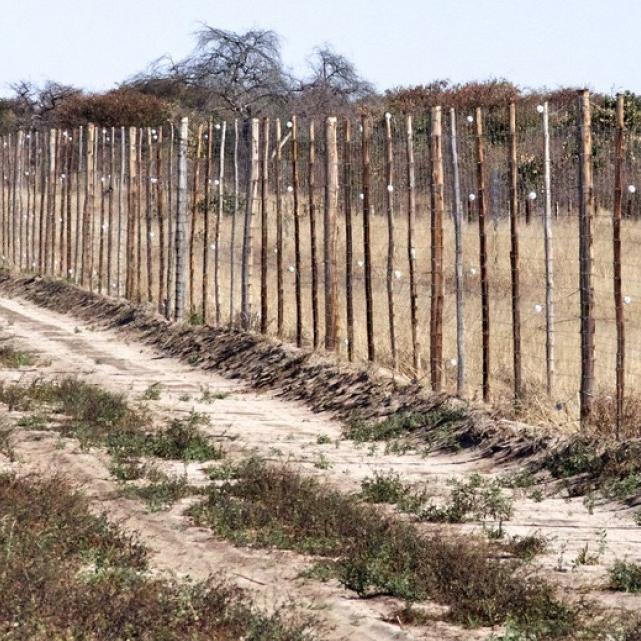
[0,0,637,97]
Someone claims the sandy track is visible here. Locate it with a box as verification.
[0,291,640,634]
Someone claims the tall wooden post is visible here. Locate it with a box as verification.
[542,102,555,395]
[475,108,490,403]
[361,115,375,362]
[241,119,260,329]
[324,116,339,351]
[156,127,166,312]
[74,127,83,282]
[175,117,189,321]
[578,90,595,424]
[405,115,420,373]
[508,103,523,405]
[613,94,625,438]
[229,120,238,325]
[260,117,270,334]
[308,120,319,348]
[98,128,107,293]
[450,109,465,395]
[81,125,94,288]
[202,120,213,324]
[291,116,303,346]
[189,124,203,314]
[215,121,226,325]
[106,127,115,292]
[125,127,137,299]
[384,113,397,369]
[165,124,174,314]
[343,118,354,361]
[145,127,154,303]
[430,107,444,390]
[275,119,284,337]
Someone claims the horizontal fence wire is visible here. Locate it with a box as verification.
[0,92,638,433]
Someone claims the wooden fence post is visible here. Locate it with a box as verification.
[275,119,284,337]
[81,125,94,288]
[578,90,595,425]
[508,102,523,405]
[125,127,137,299]
[66,131,75,279]
[291,116,303,346]
[202,120,213,324]
[450,109,465,395]
[343,118,354,361]
[13,131,22,267]
[361,115,375,362]
[165,124,174,314]
[189,124,203,315]
[260,117,270,334]
[384,113,397,369]
[74,127,83,282]
[613,93,625,438]
[241,118,260,329]
[156,127,165,313]
[542,102,555,395]
[475,108,490,403]
[215,121,226,325]
[175,117,189,321]
[229,120,238,325]
[405,114,420,373]
[135,130,143,301]
[98,128,107,293]
[145,127,154,303]
[308,120,319,348]
[25,132,31,270]
[430,107,445,390]
[324,116,339,351]
[106,127,114,292]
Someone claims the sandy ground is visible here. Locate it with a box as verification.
[0,292,640,637]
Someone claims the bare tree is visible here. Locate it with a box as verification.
[130,27,292,118]
[297,45,374,114]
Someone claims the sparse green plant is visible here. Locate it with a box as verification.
[179,393,191,401]
[313,454,332,470]
[420,474,513,537]
[529,489,544,503]
[634,509,641,526]
[316,434,331,445]
[0,344,35,368]
[359,471,411,505]
[200,386,228,402]
[16,413,50,429]
[505,533,548,562]
[141,382,162,400]
[124,475,203,511]
[610,560,641,592]
[0,472,314,640]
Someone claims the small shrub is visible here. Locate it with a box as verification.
[610,560,641,592]
[124,475,203,512]
[141,382,162,400]
[506,533,548,561]
[359,471,412,505]
[316,434,331,445]
[0,344,35,368]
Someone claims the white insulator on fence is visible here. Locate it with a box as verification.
[468,193,476,202]
[287,265,295,273]
[359,193,364,200]
[534,304,543,313]
[628,185,636,194]
[624,295,632,305]
[387,184,394,192]
[357,260,364,268]
[286,121,293,129]
[537,104,545,114]
[214,179,220,186]
[287,185,293,193]
[466,115,474,123]
[210,244,216,250]
[102,224,108,231]
[528,191,537,201]
[394,270,402,280]
[469,267,477,275]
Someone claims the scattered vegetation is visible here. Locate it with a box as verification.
[0,473,315,640]
[505,533,549,562]
[200,386,228,402]
[316,434,331,445]
[124,474,205,512]
[0,344,35,368]
[344,408,467,450]
[141,382,162,400]
[609,560,641,593]
[419,473,513,537]
[189,458,574,632]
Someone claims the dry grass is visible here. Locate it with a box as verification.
[13,180,641,430]
[0,473,315,640]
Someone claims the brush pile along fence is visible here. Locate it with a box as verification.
[1,90,639,432]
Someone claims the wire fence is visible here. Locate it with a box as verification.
[1,90,639,433]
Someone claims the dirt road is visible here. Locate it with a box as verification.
[0,291,640,637]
